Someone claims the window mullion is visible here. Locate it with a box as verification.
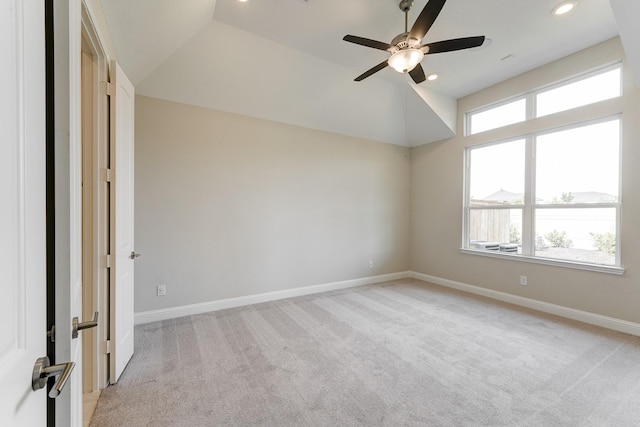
[462,149,471,248]
[522,135,535,256]
[526,92,536,120]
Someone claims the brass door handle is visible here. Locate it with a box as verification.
[72,311,98,339]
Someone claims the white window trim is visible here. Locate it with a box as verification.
[465,61,622,136]
[534,62,623,118]
[465,96,527,136]
[459,248,625,275]
[462,115,623,272]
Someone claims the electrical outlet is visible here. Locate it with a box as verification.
[520,276,528,286]
[368,260,373,268]
[157,284,167,296]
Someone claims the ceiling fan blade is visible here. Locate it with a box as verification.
[409,63,426,84]
[423,36,486,54]
[408,0,447,44]
[354,60,389,81]
[343,35,392,51]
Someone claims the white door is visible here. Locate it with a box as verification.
[110,60,136,383]
[0,0,47,425]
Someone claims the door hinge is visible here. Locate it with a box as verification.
[105,254,112,269]
[47,325,56,342]
[101,81,113,96]
[103,168,113,182]
[101,340,111,354]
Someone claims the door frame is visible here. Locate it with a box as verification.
[80,1,110,393]
[52,0,83,424]
[51,0,111,424]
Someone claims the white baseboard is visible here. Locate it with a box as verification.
[135,270,640,337]
[410,272,640,337]
[134,271,411,325]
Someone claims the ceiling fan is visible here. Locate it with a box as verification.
[343,0,485,84]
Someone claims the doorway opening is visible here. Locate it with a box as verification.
[80,4,110,423]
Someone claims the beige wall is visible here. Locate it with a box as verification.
[411,38,640,323]
[135,96,411,312]
[135,37,639,324]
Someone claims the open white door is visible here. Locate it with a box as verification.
[0,0,47,424]
[110,60,136,383]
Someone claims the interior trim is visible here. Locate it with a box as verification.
[459,248,625,275]
[411,271,640,337]
[134,271,412,325]
[134,270,640,338]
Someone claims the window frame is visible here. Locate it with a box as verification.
[534,63,623,118]
[465,62,622,137]
[463,136,527,252]
[465,96,527,136]
[462,63,624,275]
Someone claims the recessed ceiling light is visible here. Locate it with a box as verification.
[238,0,249,2]
[427,74,438,81]
[553,1,577,15]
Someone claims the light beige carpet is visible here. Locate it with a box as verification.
[90,279,640,426]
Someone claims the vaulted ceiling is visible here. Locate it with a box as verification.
[99,0,638,147]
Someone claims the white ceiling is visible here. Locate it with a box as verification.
[212,0,618,98]
[99,0,637,146]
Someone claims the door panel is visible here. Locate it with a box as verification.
[0,0,47,424]
[110,61,136,383]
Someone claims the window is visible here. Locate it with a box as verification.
[533,120,620,264]
[463,64,623,270]
[467,139,525,253]
[468,98,526,135]
[466,64,621,135]
[465,117,621,267]
[536,67,621,117]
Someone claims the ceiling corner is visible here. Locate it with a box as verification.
[405,84,457,147]
[609,0,640,87]
[100,0,217,85]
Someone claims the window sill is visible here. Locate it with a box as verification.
[459,248,625,275]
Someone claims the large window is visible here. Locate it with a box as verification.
[463,64,622,269]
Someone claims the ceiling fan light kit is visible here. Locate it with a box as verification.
[343,0,485,84]
[388,48,424,73]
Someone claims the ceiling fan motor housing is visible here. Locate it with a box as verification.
[390,32,409,52]
[390,32,426,54]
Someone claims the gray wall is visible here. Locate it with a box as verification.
[411,38,640,323]
[134,96,411,313]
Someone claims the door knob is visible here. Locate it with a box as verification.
[32,356,76,398]
[72,311,98,339]
[130,251,141,260]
